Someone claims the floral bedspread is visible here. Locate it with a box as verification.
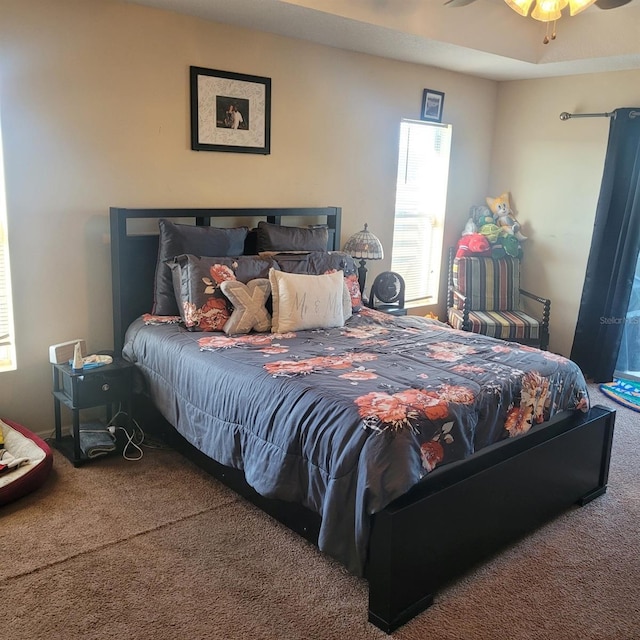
[124,308,589,576]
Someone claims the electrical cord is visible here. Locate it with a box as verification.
[106,409,145,461]
[48,405,172,461]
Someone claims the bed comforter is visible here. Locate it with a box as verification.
[123,309,589,575]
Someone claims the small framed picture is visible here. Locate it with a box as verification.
[420,88,445,123]
[190,66,271,154]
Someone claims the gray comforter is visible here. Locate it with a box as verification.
[123,309,589,575]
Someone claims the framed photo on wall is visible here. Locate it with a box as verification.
[190,66,271,154]
[420,88,445,123]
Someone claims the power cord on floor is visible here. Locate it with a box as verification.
[48,407,172,461]
[106,410,144,461]
[105,408,173,460]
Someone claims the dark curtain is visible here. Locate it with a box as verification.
[570,108,640,382]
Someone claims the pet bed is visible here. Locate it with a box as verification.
[0,418,53,506]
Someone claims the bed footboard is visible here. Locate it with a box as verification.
[132,389,614,634]
[365,405,615,633]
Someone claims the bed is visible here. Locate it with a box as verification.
[110,206,615,633]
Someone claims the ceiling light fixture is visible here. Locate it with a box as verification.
[503,0,596,43]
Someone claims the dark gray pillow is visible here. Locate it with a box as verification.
[153,219,248,316]
[256,221,329,253]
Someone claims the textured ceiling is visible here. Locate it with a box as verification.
[125,0,640,80]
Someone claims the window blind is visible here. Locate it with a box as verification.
[391,119,452,305]
[0,126,16,372]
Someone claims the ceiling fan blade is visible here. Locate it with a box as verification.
[595,0,633,8]
[443,0,479,6]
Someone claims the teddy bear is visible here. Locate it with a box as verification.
[486,192,527,241]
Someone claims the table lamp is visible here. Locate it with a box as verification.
[342,223,384,296]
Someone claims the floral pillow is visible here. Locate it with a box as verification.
[168,254,278,331]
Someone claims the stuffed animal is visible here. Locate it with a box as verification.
[455,233,491,258]
[486,192,527,241]
[478,223,501,244]
[499,233,522,258]
[470,205,494,230]
[461,217,477,235]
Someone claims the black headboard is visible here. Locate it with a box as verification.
[109,207,342,355]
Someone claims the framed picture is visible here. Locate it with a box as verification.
[420,88,445,123]
[190,66,271,154]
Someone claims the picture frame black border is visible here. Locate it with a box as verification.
[190,66,271,155]
[420,88,445,123]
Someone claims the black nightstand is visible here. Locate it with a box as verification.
[50,359,133,466]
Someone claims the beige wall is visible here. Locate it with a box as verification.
[0,0,497,433]
[490,69,640,356]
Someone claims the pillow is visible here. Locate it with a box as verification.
[220,278,271,335]
[269,269,352,333]
[153,219,248,316]
[256,221,329,253]
[168,255,278,331]
[274,251,363,311]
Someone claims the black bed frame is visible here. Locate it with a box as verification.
[110,206,615,633]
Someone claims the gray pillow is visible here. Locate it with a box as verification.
[256,221,328,253]
[220,279,272,335]
[153,219,248,316]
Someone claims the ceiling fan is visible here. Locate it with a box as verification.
[444,0,631,8]
[445,0,633,43]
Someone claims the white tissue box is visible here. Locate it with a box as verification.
[48,340,87,365]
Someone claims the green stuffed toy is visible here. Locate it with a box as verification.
[479,223,501,244]
[499,233,522,258]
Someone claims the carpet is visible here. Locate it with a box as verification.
[2,384,639,639]
[600,377,640,412]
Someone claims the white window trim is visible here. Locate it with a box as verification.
[0,119,16,372]
[391,118,452,306]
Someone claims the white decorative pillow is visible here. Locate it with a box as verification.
[220,278,272,335]
[269,269,352,333]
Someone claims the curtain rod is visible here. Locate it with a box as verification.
[560,110,640,121]
[559,111,615,121]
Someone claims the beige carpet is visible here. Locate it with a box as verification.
[2,385,639,639]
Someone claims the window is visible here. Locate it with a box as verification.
[0,121,16,372]
[391,118,452,306]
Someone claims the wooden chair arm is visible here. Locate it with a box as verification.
[520,289,551,349]
[452,290,467,304]
[448,289,470,331]
[519,289,550,307]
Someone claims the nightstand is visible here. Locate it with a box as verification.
[50,359,134,466]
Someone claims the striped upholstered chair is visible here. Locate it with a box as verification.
[446,248,550,350]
